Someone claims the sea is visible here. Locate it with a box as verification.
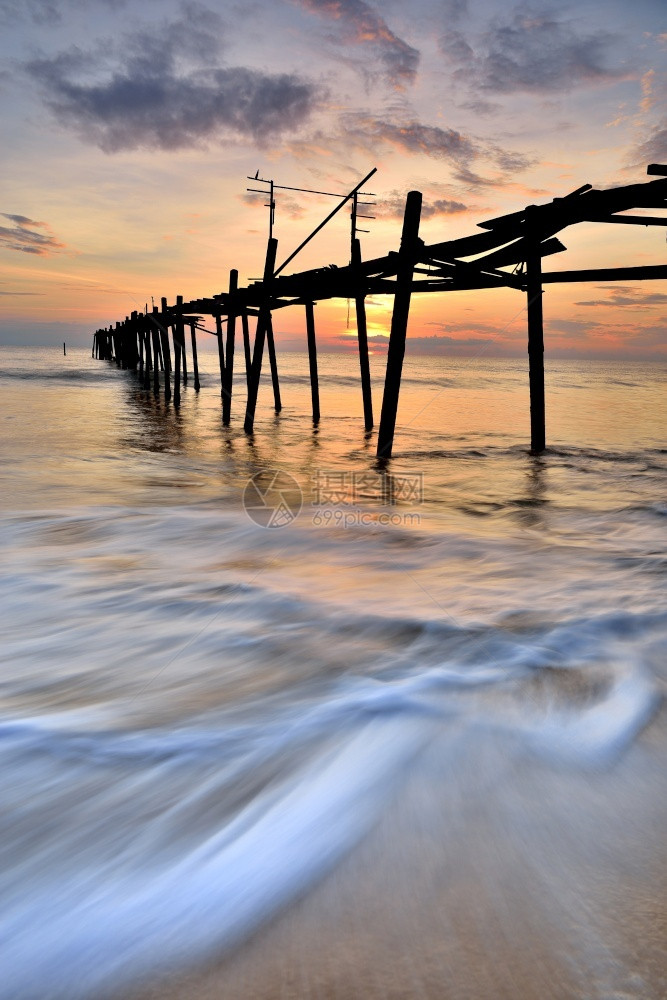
[1,344,666,1000]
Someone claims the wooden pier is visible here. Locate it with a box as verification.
[93,165,667,458]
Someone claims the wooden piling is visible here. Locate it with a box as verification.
[305,300,320,424]
[266,314,282,412]
[155,312,165,372]
[181,317,188,384]
[151,317,160,395]
[351,238,373,431]
[190,321,201,391]
[241,312,251,386]
[215,313,226,399]
[244,238,277,433]
[143,318,153,390]
[376,191,423,460]
[222,269,238,424]
[525,206,546,453]
[114,323,121,367]
[160,298,172,402]
[173,295,184,406]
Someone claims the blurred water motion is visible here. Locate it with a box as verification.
[0,346,666,999]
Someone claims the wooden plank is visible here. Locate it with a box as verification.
[223,270,237,424]
[351,238,373,431]
[542,264,667,283]
[525,206,545,454]
[377,191,422,461]
[305,300,320,424]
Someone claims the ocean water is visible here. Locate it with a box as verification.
[0,344,666,1000]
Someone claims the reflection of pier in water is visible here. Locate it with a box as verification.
[94,165,667,459]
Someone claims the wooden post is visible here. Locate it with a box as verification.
[173,296,184,406]
[266,314,282,412]
[244,238,277,433]
[137,323,143,374]
[143,318,153,390]
[525,206,546,453]
[190,321,201,391]
[160,298,172,402]
[223,269,238,424]
[151,317,160,395]
[305,300,320,424]
[129,311,139,370]
[376,191,422,460]
[215,313,226,399]
[352,238,373,431]
[152,308,164,371]
[181,313,188,384]
[241,312,251,385]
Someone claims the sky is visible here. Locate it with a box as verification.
[0,0,666,358]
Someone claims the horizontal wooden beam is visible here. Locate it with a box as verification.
[587,215,667,226]
[542,264,667,283]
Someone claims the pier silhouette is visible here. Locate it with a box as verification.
[93,164,667,458]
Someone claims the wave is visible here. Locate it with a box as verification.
[0,632,660,1000]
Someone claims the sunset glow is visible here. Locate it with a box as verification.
[1,0,665,357]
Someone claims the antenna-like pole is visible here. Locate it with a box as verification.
[274,168,377,277]
[247,169,377,275]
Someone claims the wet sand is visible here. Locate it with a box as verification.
[130,718,667,1000]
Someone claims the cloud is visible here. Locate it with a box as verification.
[441,6,627,94]
[327,329,523,356]
[25,3,319,152]
[442,0,468,21]
[0,214,66,255]
[294,0,419,87]
[336,113,533,187]
[635,125,667,165]
[574,285,667,308]
[345,115,478,162]
[376,192,469,219]
[0,0,61,25]
[241,191,306,220]
[0,0,124,25]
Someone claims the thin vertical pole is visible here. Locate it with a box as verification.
[242,312,251,385]
[152,321,160,395]
[266,314,281,412]
[190,321,201,391]
[181,313,188,384]
[352,238,373,430]
[160,298,171,402]
[223,269,238,424]
[173,296,183,406]
[376,191,422,460]
[215,313,226,399]
[143,318,153,390]
[244,238,277,433]
[129,311,139,370]
[305,300,320,424]
[525,206,546,453]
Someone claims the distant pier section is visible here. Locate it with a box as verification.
[93,165,667,458]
